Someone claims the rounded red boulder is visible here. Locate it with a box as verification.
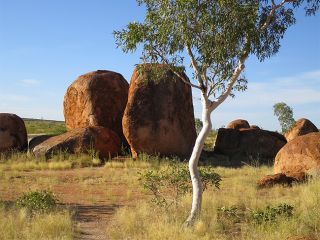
[63,70,129,144]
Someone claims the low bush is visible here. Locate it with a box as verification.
[217,205,241,223]
[16,190,57,213]
[139,163,221,207]
[251,203,294,224]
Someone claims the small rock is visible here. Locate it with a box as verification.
[226,119,250,130]
[257,172,307,188]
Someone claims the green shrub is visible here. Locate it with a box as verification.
[216,203,294,228]
[251,203,294,224]
[217,206,240,222]
[139,163,221,207]
[16,190,57,213]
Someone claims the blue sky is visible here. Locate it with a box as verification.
[0,0,319,131]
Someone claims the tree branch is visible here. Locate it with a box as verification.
[209,58,246,111]
[172,70,202,89]
[208,0,294,111]
[150,44,201,89]
[185,44,206,89]
[260,0,292,31]
[209,35,250,110]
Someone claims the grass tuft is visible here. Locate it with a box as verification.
[0,204,73,240]
[0,151,103,171]
[108,167,320,240]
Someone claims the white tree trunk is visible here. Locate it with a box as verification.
[185,94,213,226]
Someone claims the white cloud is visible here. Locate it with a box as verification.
[192,69,320,130]
[19,79,40,86]
[243,70,320,105]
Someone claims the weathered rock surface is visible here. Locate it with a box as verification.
[122,64,197,158]
[284,118,318,142]
[287,236,318,240]
[226,119,250,130]
[0,113,27,152]
[33,126,120,159]
[274,132,320,175]
[257,172,307,188]
[28,135,55,151]
[63,70,129,144]
[213,128,286,164]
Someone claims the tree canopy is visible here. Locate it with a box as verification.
[115,0,318,103]
[273,102,295,133]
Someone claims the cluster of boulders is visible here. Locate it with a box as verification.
[259,118,319,187]
[32,70,128,159]
[1,64,319,182]
[0,65,197,159]
[209,118,319,187]
[213,119,287,165]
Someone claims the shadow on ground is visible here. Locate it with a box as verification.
[70,203,121,240]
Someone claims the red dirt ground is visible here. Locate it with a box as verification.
[0,167,147,240]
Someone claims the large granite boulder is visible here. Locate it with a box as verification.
[122,64,197,158]
[63,70,129,144]
[28,135,55,151]
[0,113,27,153]
[33,126,120,159]
[226,119,250,130]
[274,132,320,175]
[284,118,318,142]
[213,128,286,164]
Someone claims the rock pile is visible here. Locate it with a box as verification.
[213,119,286,164]
[29,66,197,159]
[258,121,319,188]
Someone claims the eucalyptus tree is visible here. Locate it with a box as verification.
[114,0,319,225]
[273,102,295,133]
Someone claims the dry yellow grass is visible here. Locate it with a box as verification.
[108,166,320,240]
[0,152,102,172]
[1,152,319,240]
[0,206,74,240]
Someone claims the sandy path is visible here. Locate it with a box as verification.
[73,204,119,240]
